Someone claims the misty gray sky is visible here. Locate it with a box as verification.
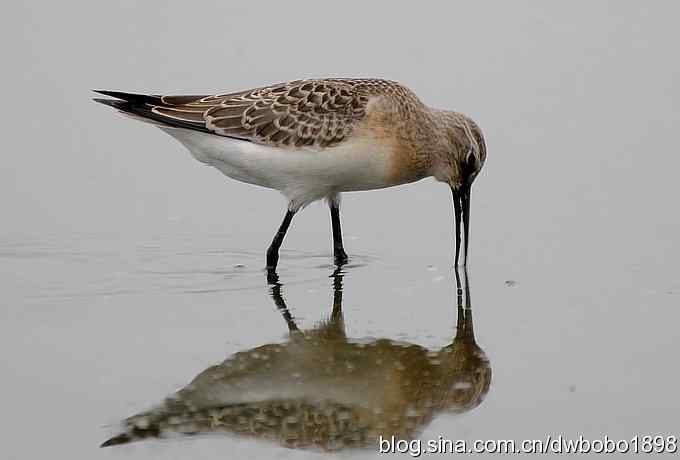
[2,1,678,250]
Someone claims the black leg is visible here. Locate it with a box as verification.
[266,209,295,271]
[329,200,348,266]
[323,267,347,339]
[330,267,344,325]
[266,269,299,333]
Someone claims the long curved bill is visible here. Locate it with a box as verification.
[451,185,471,267]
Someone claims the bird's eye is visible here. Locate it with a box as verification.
[466,148,477,168]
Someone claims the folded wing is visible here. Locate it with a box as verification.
[94,79,373,148]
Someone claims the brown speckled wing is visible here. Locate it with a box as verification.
[149,80,376,148]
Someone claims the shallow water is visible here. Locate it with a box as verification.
[3,2,680,459]
[3,214,679,458]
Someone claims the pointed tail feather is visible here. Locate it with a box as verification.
[93,90,163,105]
[100,418,163,448]
[93,90,211,133]
[100,433,133,447]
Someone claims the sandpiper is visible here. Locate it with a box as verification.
[94,79,486,268]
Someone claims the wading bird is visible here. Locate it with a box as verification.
[94,79,486,268]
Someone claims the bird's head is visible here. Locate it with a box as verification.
[432,112,487,267]
[449,116,486,191]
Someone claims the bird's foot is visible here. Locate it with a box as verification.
[334,248,348,267]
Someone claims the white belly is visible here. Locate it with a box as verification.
[159,127,393,209]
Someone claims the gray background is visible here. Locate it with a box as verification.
[2,1,679,459]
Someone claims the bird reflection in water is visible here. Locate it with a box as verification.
[102,267,491,450]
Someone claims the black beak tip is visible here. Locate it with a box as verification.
[451,185,471,268]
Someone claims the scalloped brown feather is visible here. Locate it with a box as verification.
[143,79,422,149]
